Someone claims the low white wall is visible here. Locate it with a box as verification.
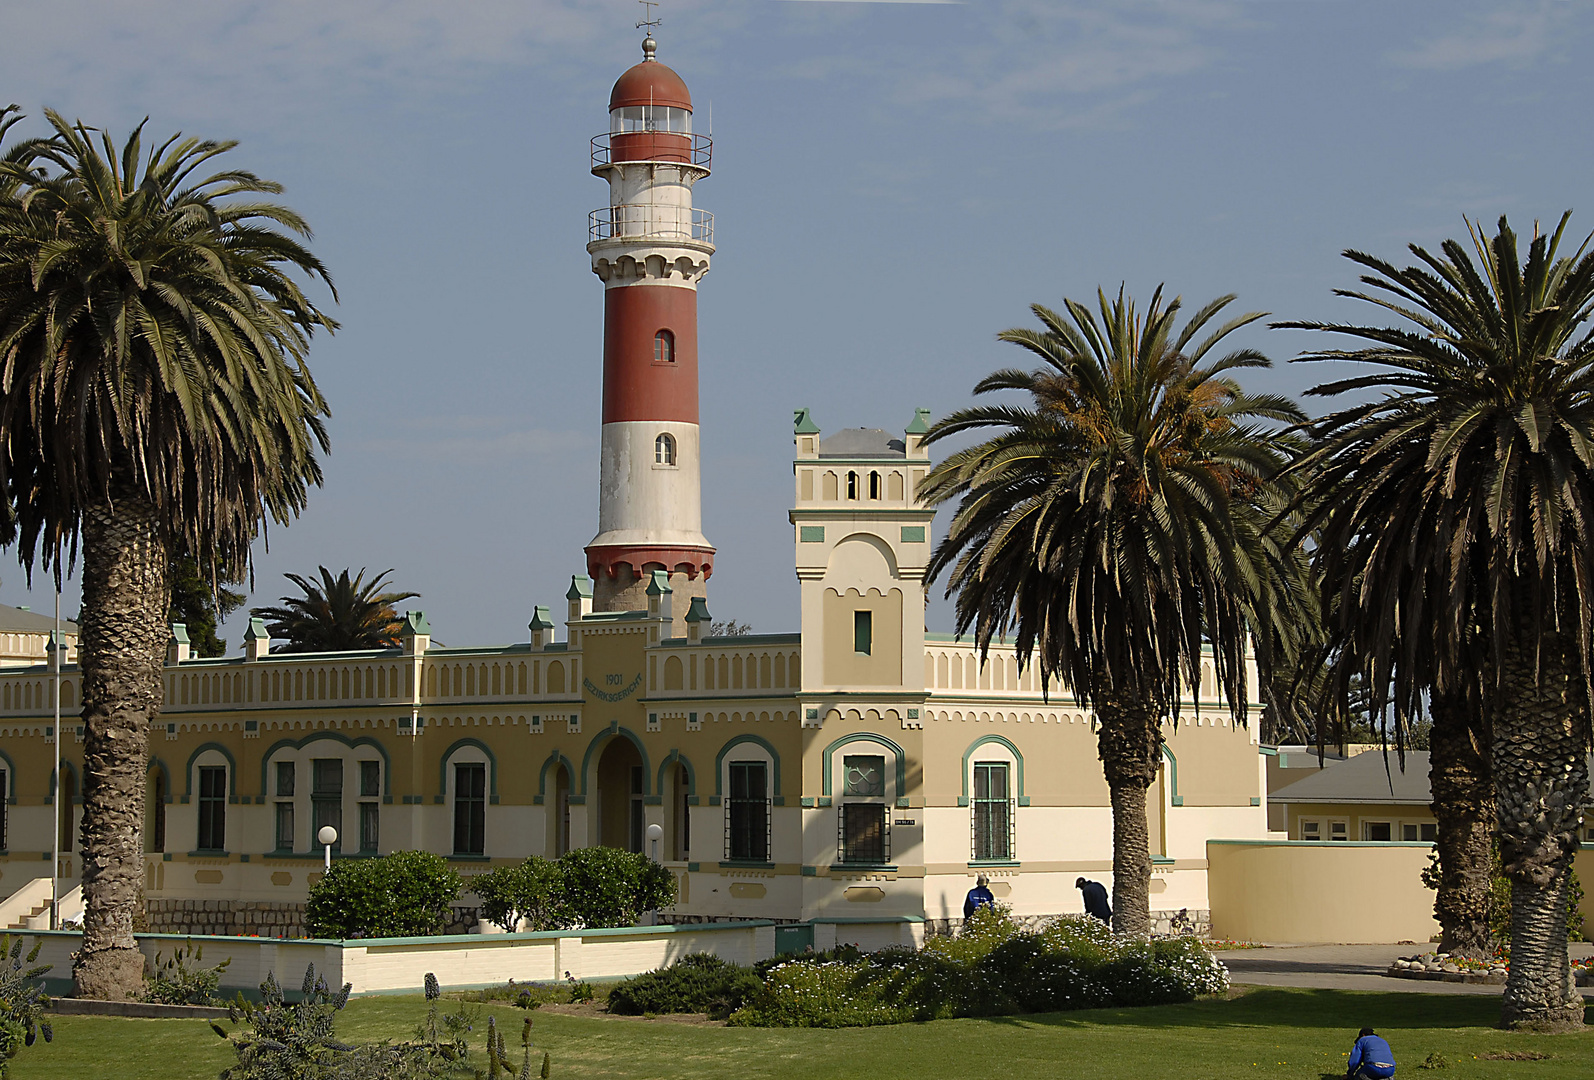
[10,918,923,997]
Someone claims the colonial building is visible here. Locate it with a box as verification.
[0,34,1269,939]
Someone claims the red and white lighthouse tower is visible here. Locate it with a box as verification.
[585,31,716,614]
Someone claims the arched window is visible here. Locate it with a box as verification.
[846,471,859,499]
[868,471,881,499]
[656,433,677,465]
[654,329,675,364]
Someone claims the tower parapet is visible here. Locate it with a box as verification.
[585,33,716,615]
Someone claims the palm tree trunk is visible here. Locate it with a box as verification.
[1429,691,1495,959]
[1492,621,1588,1031]
[1095,693,1161,936]
[72,493,168,1000]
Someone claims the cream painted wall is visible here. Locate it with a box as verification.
[1208,840,1439,944]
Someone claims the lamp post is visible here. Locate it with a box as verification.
[318,825,338,872]
[646,822,663,863]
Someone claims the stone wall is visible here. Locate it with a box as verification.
[145,899,308,938]
[144,900,482,939]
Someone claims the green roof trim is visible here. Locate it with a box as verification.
[527,606,554,631]
[793,407,821,435]
[402,611,431,636]
[567,575,593,601]
[905,407,931,435]
[244,618,269,641]
[169,623,190,645]
[646,570,672,596]
[685,596,712,624]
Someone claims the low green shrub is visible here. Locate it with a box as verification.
[728,909,1228,1028]
[0,936,52,1079]
[306,850,463,939]
[459,979,566,1010]
[144,943,231,1005]
[608,953,764,1018]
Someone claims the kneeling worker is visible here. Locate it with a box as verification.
[1346,1027,1396,1079]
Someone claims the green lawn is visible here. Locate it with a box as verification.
[11,989,1593,1080]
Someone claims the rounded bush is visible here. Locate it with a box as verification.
[305,851,462,939]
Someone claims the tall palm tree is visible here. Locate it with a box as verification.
[0,110,334,998]
[921,287,1307,933]
[1282,214,1594,1030]
[250,566,418,652]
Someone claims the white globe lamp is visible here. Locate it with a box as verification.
[318,825,338,871]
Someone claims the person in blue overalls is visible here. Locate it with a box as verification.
[963,875,995,921]
[1346,1027,1396,1079]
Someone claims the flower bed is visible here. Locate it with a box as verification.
[1388,951,1593,986]
[726,910,1228,1028]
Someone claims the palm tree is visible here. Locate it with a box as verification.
[1426,688,1495,959]
[1282,213,1594,1030]
[0,110,334,998]
[921,287,1306,934]
[251,567,418,652]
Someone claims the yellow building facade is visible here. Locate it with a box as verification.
[0,412,1270,937]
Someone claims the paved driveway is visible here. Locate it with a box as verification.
[1220,943,1594,997]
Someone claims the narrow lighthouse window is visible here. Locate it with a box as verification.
[656,433,677,466]
[655,329,675,364]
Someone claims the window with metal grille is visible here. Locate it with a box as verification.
[197,766,227,851]
[725,761,769,862]
[839,804,888,864]
[655,433,677,465]
[971,762,1013,861]
[839,754,888,864]
[359,760,380,853]
[454,763,486,855]
[313,759,343,852]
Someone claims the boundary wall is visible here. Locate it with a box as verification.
[9,917,924,998]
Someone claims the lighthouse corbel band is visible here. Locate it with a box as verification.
[585,30,716,615]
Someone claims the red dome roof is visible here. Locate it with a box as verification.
[609,59,692,112]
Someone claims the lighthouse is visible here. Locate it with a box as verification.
[585,32,716,617]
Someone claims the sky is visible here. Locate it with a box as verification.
[2,0,1591,648]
